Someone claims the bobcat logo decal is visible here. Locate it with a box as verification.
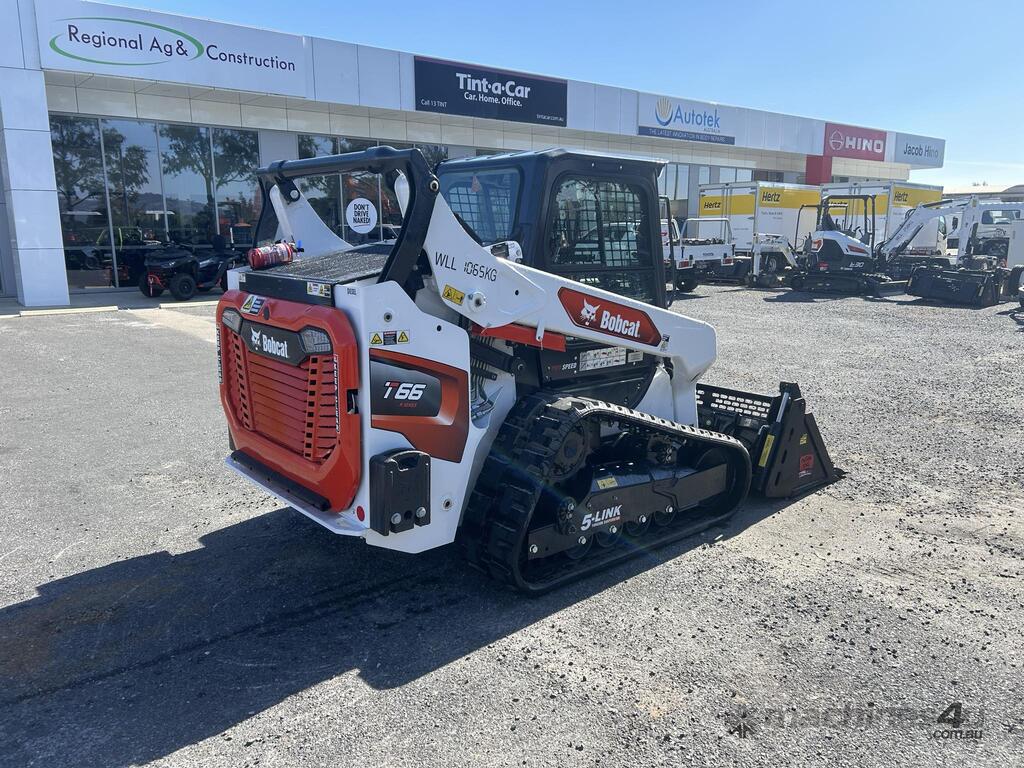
[580,298,599,325]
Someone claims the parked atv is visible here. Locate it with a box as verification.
[139,241,244,301]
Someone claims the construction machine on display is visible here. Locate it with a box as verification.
[215,147,838,593]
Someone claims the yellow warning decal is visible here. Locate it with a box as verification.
[397,330,410,343]
[370,332,384,345]
[442,284,465,305]
[758,434,775,468]
[597,476,618,490]
[800,433,809,446]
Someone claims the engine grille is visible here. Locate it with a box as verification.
[222,328,339,463]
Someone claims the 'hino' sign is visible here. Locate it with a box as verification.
[823,122,887,161]
[414,57,567,126]
[36,0,309,97]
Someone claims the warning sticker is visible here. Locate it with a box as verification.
[799,433,809,446]
[241,295,265,315]
[371,330,409,345]
[306,281,331,298]
[758,434,775,468]
[442,284,465,305]
[596,476,618,490]
[799,454,814,473]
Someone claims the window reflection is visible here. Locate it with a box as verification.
[159,124,215,249]
[102,119,166,288]
[51,114,262,291]
[51,115,113,289]
[293,137,479,244]
[297,135,380,243]
[213,128,261,251]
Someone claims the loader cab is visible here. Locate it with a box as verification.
[437,149,669,409]
[437,149,667,309]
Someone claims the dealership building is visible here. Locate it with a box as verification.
[0,0,946,306]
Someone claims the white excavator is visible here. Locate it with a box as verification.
[881,196,1024,306]
[215,146,838,593]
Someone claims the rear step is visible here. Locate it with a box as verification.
[697,382,840,498]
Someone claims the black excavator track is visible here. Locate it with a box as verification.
[457,393,752,594]
[790,271,907,298]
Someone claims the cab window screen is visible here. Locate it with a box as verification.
[549,176,654,302]
[440,168,520,245]
[550,178,649,269]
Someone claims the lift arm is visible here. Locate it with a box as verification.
[258,147,717,412]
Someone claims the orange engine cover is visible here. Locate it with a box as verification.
[217,290,361,512]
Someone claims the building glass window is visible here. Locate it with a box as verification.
[213,127,262,251]
[736,168,753,182]
[718,167,737,183]
[297,134,343,237]
[159,124,215,249]
[298,135,380,243]
[51,115,114,289]
[101,119,165,288]
[51,114,261,292]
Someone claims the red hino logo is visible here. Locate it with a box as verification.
[824,122,886,160]
[558,288,661,345]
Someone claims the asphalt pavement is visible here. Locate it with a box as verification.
[0,287,1021,767]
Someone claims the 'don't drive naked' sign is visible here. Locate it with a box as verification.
[36,0,309,97]
[414,57,567,127]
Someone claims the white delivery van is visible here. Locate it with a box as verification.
[821,181,944,253]
[698,182,821,255]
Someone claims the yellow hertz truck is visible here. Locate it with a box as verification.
[821,181,944,255]
[698,182,821,281]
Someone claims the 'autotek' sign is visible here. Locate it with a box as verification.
[823,122,887,161]
[638,94,736,145]
[414,57,567,126]
[37,0,309,97]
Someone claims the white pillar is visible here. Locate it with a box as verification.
[0,0,69,306]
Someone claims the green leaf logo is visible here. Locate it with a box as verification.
[49,17,204,66]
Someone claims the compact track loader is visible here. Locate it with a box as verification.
[216,147,838,593]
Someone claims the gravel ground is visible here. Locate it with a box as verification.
[0,288,1021,767]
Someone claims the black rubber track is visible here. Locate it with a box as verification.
[457,393,752,594]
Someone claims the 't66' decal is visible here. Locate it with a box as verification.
[384,381,426,401]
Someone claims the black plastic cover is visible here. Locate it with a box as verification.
[369,450,431,535]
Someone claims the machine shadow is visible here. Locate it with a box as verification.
[998,306,1024,330]
[896,297,990,311]
[0,497,790,767]
[762,291,848,303]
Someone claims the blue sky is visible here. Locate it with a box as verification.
[136,0,1022,188]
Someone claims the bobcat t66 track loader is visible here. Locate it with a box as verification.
[216,147,838,593]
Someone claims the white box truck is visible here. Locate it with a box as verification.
[821,181,944,253]
[698,182,822,255]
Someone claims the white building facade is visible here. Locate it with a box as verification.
[0,0,945,306]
